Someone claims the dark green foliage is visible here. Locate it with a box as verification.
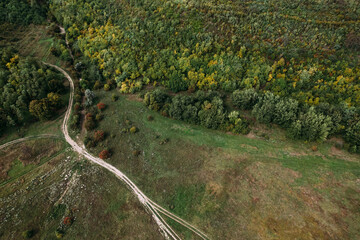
[22,229,34,239]
[169,95,194,120]
[144,90,242,132]
[198,97,226,129]
[143,89,169,111]
[231,88,259,110]
[70,113,80,130]
[0,0,47,25]
[273,98,299,127]
[0,48,64,133]
[345,121,360,152]
[49,204,66,220]
[252,92,280,124]
[228,111,250,134]
[29,99,51,121]
[287,107,332,141]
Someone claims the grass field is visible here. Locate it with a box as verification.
[84,90,360,239]
[0,138,163,240]
[0,24,63,65]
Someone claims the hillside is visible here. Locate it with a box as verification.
[0,0,359,239]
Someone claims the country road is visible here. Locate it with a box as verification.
[43,62,209,240]
[0,134,59,150]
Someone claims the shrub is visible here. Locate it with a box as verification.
[287,107,332,141]
[228,111,250,134]
[74,102,81,112]
[143,89,169,111]
[130,126,138,133]
[94,130,105,142]
[84,89,95,106]
[50,47,61,57]
[99,150,110,159]
[95,113,103,121]
[111,93,118,102]
[97,102,106,111]
[22,230,34,239]
[132,150,141,156]
[104,84,110,91]
[252,92,280,124]
[93,80,102,90]
[55,229,64,239]
[63,216,73,226]
[198,97,226,129]
[231,88,259,110]
[84,114,96,130]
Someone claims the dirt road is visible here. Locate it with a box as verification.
[44,63,209,240]
[0,134,59,150]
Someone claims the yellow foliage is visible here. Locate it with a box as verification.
[276,73,285,79]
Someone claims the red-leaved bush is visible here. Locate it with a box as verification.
[99,150,110,159]
[97,102,106,110]
[63,216,73,225]
[94,130,105,142]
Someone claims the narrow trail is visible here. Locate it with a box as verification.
[0,134,60,150]
[44,62,209,240]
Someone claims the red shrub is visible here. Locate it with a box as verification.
[99,150,110,159]
[63,216,72,225]
[94,130,104,142]
[97,102,106,111]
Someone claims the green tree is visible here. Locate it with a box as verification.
[252,92,280,124]
[288,107,332,141]
[231,88,259,110]
[29,99,51,120]
[198,97,226,129]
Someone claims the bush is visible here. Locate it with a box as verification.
[95,113,103,121]
[104,84,110,91]
[132,150,141,156]
[252,92,280,124]
[130,126,138,133]
[84,113,96,130]
[97,102,106,111]
[111,93,118,102]
[287,107,332,141]
[94,130,105,142]
[22,230,34,239]
[231,88,259,110]
[143,89,169,111]
[198,97,226,129]
[74,102,81,112]
[99,150,110,159]
[55,229,64,239]
[70,114,80,130]
[228,111,250,134]
[63,216,73,226]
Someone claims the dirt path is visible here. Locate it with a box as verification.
[0,134,60,150]
[44,63,209,240]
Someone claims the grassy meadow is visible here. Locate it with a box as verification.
[83,90,360,239]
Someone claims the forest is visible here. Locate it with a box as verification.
[48,0,360,152]
[0,48,65,133]
[0,0,359,151]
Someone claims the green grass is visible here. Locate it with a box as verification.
[0,139,66,186]
[83,89,360,239]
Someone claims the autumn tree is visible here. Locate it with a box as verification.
[29,99,51,120]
